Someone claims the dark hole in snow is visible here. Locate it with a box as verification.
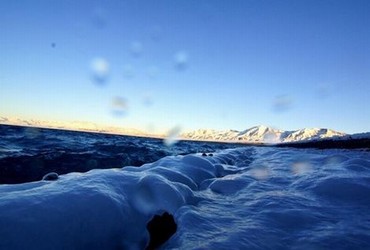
[42,172,59,181]
[146,212,177,249]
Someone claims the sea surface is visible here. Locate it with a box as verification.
[0,125,241,184]
[1,124,370,249]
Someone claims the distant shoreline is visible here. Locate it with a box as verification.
[0,123,256,146]
[0,122,163,140]
[275,138,370,150]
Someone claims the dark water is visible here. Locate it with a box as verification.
[0,124,242,184]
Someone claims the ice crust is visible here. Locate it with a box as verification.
[1,147,370,249]
[0,149,244,249]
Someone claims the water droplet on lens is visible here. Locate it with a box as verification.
[51,42,56,48]
[111,96,128,117]
[142,93,153,107]
[123,64,134,79]
[174,51,189,71]
[272,95,292,113]
[325,155,347,165]
[292,161,312,175]
[163,126,181,147]
[315,84,331,99]
[24,127,41,139]
[147,66,159,79]
[149,25,162,41]
[91,8,107,29]
[130,41,143,57]
[250,166,270,180]
[133,184,155,214]
[86,159,98,169]
[90,57,110,85]
[263,132,279,144]
[146,123,156,134]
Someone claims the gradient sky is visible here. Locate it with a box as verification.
[1,0,370,134]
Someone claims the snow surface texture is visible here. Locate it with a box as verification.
[1,147,370,249]
[181,125,346,143]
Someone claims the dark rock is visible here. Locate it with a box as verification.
[146,212,177,250]
[202,152,207,157]
[208,153,213,156]
[42,172,59,181]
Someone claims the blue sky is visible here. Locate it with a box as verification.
[1,0,370,134]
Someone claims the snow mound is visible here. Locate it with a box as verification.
[0,148,253,249]
[1,147,370,249]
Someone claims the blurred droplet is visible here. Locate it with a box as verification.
[130,41,143,57]
[86,159,98,169]
[325,155,348,165]
[90,57,110,84]
[111,96,128,117]
[123,64,135,79]
[51,42,56,48]
[142,93,153,107]
[199,2,220,22]
[146,123,156,134]
[147,66,159,79]
[24,127,41,139]
[149,25,162,41]
[250,166,270,180]
[174,51,189,70]
[272,95,292,112]
[292,161,312,175]
[121,153,131,166]
[91,8,107,29]
[315,84,331,99]
[133,183,156,214]
[263,132,279,144]
[163,126,181,147]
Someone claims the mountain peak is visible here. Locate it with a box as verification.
[181,125,345,143]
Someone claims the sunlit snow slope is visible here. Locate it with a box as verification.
[181,125,346,143]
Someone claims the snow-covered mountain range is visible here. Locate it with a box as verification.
[0,116,359,143]
[181,125,347,143]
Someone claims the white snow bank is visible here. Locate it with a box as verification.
[2,147,370,249]
[0,149,250,250]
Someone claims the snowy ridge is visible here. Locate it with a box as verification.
[181,125,346,143]
[0,149,251,249]
[1,147,370,249]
